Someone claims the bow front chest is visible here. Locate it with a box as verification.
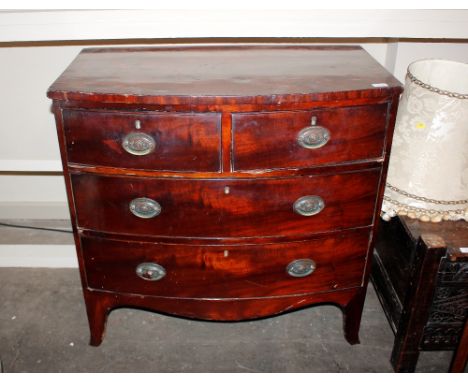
[47,45,402,346]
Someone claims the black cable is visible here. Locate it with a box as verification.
[0,221,73,234]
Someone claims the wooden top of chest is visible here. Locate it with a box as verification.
[47,44,402,106]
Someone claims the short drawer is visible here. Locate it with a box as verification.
[232,103,388,171]
[72,169,380,238]
[62,109,221,172]
[81,228,370,298]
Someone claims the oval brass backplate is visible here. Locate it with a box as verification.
[286,259,316,278]
[297,126,331,149]
[293,195,325,216]
[122,132,156,155]
[129,197,162,219]
[135,262,166,281]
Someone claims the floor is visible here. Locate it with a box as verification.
[0,220,74,245]
[0,219,459,372]
[0,266,456,373]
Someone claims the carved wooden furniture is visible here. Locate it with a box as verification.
[450,318,468,372]
[372,216,468,372]
[47,45,402,346]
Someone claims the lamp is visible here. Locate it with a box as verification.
[382,59,468,222]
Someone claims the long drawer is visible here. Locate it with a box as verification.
[81,228,371,298]
[232,103,388,171]
[62,109,222,172]
[71,169,380,238]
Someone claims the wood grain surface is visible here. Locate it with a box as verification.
[63,109,221,172]
[81,228,371,298]
[47,44,403,346]
[47,45,401,106]
[71,170,380,238]
[232,103,389,170]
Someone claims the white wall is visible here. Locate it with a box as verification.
[393,42,468,83]
[1,10,468,221]
[0,46,79,170]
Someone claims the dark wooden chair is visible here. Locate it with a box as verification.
[371,216,468,372]
[450,317,468,372]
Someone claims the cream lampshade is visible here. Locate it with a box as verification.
[382,59,468,222]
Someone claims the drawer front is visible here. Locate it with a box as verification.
[232,104,388,171]
[72,169,380,238]
[62,109,221,172]
[81,228,370,298]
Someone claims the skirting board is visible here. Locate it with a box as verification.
[0,245,78,268]
[2,10,468,41]
[0,160,63,172]
[0,202,69,220]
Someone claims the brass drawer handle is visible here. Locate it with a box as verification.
[293,195,325,216]
[297,116,330,149]
[129,197,161,219]
[286,259,316,278]
[136,262,166,281]
[122,132,156,155]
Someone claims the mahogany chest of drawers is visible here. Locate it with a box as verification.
[47,45,402,346]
